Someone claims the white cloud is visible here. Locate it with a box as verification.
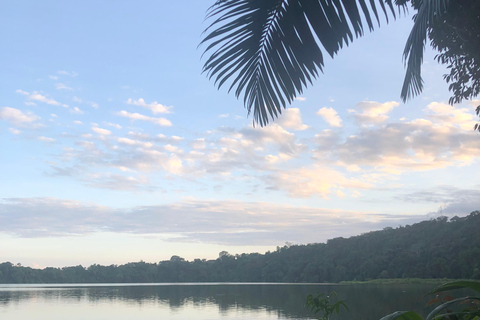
[238,124,306,155]
[350,101,399,126]
[116,110,172,126]
[92,127,112,135]
[84,173,152,191]
[164,144,181,153]
[38,136,55,142]
[316,107,343,127]
[0,197,429,245]
[126,98,172,114]
[128,131,150,140]
[57,70,78,77]
[265,165,372,199]
[16,89,62,106]
[117,137,153,149]
[319,114,480,172]
[70,107,84,114]
[73,120,83,125]
[190,138,206,150]
[0,107,40,127]
[276,108,309,130]
[426,102,475,131]
[104,122,122,129]
[8,128,21,134]
[55,83,73,90]
[294,97,306,101]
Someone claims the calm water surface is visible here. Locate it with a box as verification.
[0,282,445,320]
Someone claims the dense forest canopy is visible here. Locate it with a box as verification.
[1,211,479,284]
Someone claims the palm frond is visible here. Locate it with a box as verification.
[201,0,402,126]
[400,0,450,102]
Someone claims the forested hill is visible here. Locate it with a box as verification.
[1,211,480,284]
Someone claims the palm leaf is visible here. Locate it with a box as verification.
[400,0,450,102]
[379,310,425,320]
[428,280,480,295]
[201,0,402,126]
[425,297,480,320]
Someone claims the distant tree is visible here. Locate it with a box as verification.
[201,0,480,126]
[2,212,480,284]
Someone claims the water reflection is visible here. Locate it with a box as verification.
[0,283,453,319]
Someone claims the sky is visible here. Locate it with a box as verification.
[1,1,479,269]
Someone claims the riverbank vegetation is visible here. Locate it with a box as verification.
[1,211,479,284]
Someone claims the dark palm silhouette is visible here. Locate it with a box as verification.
[200,0,451,126]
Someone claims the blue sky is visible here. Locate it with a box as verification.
[1,1,479,268]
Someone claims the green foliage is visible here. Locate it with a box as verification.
[427,0,480,106]
[306,291,349,320]
[380,280,480,320]
[475,106,480,133]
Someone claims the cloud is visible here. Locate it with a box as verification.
[294,97,306,101]
[70,107,84,114]
[314,129,342,150]
[83,173,154,191]
[117,137,153,149]
[104,122,122,129]
[316,107,343,127]
[399,186,480,217]
[55,83,73,90]
[190,138,206,150]
[38,136,55,143]
[349,101,399,126]
[237,124,307,155]
[276,108,309,130]
[0,197,112,237]
[57,70,78,77]
[425,102,475,131]
[0,197,431,244]
[92,127,112,135]
[0,107,41,127]
[16,89,63,106]
[47,121,309,192]
[264,165,372,198]
[154,133,184,142]
[116,110,172,126]
[8,128,22,134]
[126,98,172,114]
[314,102,480,172]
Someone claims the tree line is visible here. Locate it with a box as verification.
[1,211,479,284]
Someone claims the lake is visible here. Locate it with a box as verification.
[0,282,445,319]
